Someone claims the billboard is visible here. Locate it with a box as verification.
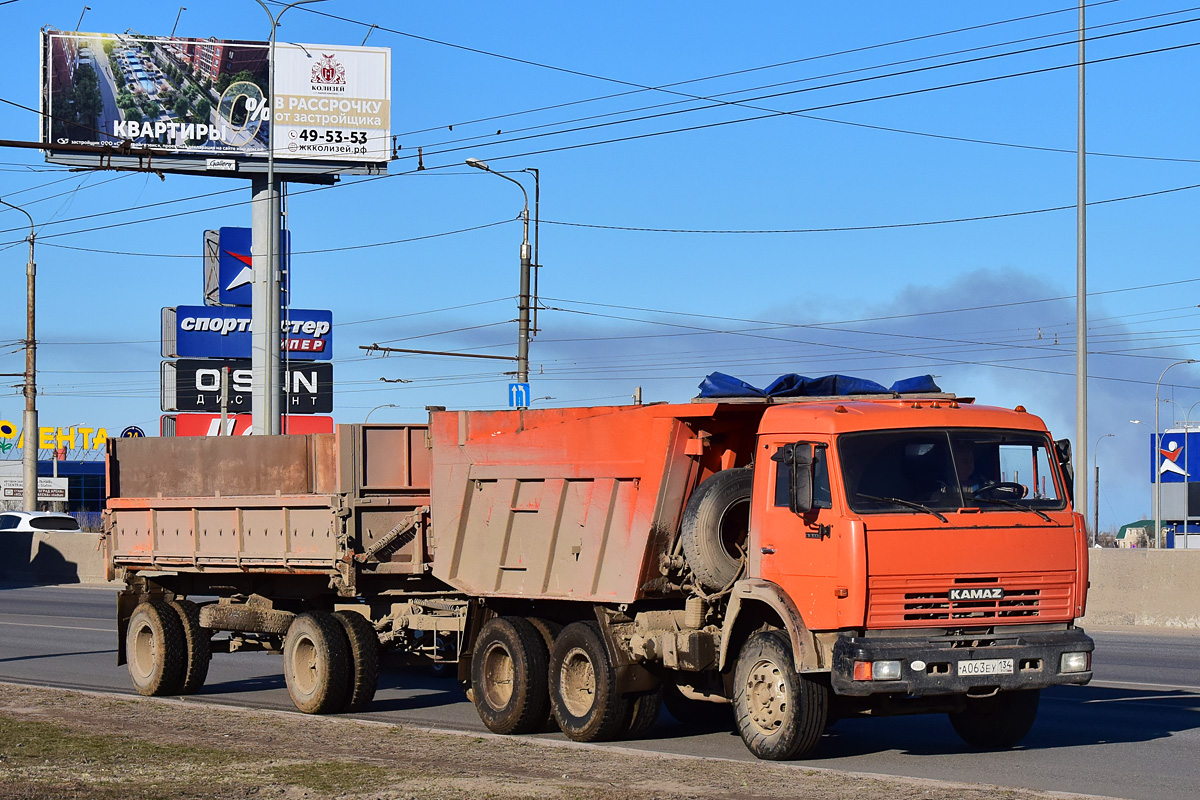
[161,306,333,360]
[161,359,332,413]
[1150,431,1200,483]
[161,414,334,437]
[41,30,390,169]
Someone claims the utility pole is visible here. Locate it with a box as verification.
[466,158,531,384]
[1074,0,1089,525]
[1,197,38,511]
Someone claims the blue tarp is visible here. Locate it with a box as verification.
[697,372,941,399]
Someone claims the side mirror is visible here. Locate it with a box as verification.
[772,442,814,515]
[1054,438,1074,499]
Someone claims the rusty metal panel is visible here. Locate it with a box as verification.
[109,434,336,498]
[430,404,716,603]
[361,424,431,491]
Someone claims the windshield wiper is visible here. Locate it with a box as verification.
[856,493,948,523]
[971,496,1052,522]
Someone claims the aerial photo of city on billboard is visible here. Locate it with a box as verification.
[41,29,391,165]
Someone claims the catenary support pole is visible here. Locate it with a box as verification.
[1074,0,1089,524]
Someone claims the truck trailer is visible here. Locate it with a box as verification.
[105,388,1093,760]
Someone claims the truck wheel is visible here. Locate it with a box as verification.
[471,616,550,735]
[549,621,630,742]
[623,689,663,739]
[680,468,753,591]
[733,631,827,760]
[168,599,211,695]
[333,611,380,713]
[949,689,1040,749]
[282,612,351,714]
[526,617,562,727]
[126,601,188,696]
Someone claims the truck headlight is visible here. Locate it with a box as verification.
[1060,651,1090,673]
[873,660,902,680]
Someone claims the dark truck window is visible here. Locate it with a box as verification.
[30,516,81,531]
[773,444,832,510]
[840,429,1066,515]
[0,515,16,530]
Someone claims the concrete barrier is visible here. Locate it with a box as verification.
[1079,548,1200,629]
[0,530,107,585]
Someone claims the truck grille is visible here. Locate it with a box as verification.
[866,572,1075,627]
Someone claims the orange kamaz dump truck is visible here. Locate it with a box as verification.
[105,387,1092,760]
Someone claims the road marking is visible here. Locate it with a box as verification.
[1087,679,1200,694]
[0,621,115,633]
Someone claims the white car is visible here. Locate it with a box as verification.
[0,511,82,533]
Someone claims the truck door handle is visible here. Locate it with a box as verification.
[760,546,775,555]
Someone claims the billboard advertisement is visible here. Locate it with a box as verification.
[1150,431,1200,483]
[161,306,333,360]
[41,30,390,166]
[161,414,334,437]
[161,359,332,414]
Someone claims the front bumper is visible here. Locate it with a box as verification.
[830,626,1094,697]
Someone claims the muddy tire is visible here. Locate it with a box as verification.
[167,599,211,695]
[733,631,827,760]
[282,612,351,714]
[949,689,1040,750]
[333,610,380,713]
[200,602,294,635]
[126,601,188,697]
[470,616,551,735]
[549,621,630,742]
[623,689,663,739]
[680,468,753,591]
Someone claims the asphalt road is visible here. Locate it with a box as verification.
[1,583,1197,800]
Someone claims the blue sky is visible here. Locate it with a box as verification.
[2,1,1199,531]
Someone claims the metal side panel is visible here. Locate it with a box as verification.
[110,495,339,571]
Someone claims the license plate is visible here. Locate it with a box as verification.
[957,658,1014,676]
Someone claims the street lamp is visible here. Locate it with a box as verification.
[170,7,187,38]
[75,6,90,32]
[1093,432,1114,547]
[365,404,398,423]
[465,157,531,385]
[0,197,38,512]
[1154,359,1196,548]
[250,0,325,435]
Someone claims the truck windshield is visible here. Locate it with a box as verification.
[839,428,1066,515]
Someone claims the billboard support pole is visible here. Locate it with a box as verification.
[250,175,280,435]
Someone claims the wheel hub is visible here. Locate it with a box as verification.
[130,621,156,680]
[745,658,789,734]
[293,635,319,695]
[482,641,515,708]
[560,647,597,717]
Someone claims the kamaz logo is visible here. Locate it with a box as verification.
[949,587,1004,601]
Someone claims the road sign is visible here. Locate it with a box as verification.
[120,426,146,438]
[161,359,333,414]
[161,306,333,360]
[203,227,291,307]
[161,414,334,437]
[508,382,530,409]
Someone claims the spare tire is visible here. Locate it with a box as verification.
[680,467,753,591]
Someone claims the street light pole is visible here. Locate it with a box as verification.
[466,157,531,384]
[170,7,187,38]
[1093,432,1114,547]
[251,0,324,435]
[1154,359,1196,548]
[364,403,398,423]
[0,197,38,511]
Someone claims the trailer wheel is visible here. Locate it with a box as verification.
[470,616,550,735]
[167,599,211,695]
[623,689,663,739]
[126,601,188,697]
[733,630,827,760]
[949,689,1040,750]
[333,610,380,713]
[549,621,630,742]
[680,467,753,591]
[526,618,562,728]
[282,612,351,714]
